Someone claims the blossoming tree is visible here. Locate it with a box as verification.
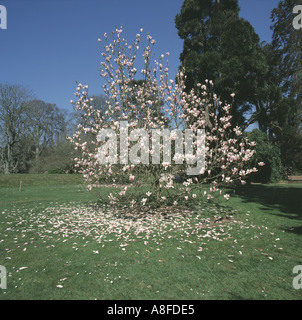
[68,26,263,208]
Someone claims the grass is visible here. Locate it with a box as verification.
[0,174,302,300]
[0,173,84,188]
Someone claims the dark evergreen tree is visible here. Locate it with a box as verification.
[175,0,267,127]
[267,0,302,172]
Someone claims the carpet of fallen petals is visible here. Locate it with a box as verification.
[1,202,273,256]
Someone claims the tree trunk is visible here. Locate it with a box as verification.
[5,143,13,174]
[3,161,10,174]
[152,165,161,208]
[155,176,161,208]
[35,145,40,161]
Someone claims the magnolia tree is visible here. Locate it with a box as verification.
[68,26,263,208]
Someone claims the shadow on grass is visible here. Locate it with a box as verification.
[234,183,302,235]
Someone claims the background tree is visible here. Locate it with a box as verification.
[23,100,67,163]
[265,0,302,173]
[0,83,74,174]
[270,0,302,108]
[175,0,268,128]
[0,84,32,173]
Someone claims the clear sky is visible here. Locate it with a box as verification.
[0,0,279,113]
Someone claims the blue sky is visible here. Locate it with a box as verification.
[0,0,279,113]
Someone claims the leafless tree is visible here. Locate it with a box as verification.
[0,84,32,173]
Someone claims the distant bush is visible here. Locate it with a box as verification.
[246,129,282,183]
[47,168,68,174]
[29,141,75,174]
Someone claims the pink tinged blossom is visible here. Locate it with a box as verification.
[69,26,257,207]
[224,194,230,200]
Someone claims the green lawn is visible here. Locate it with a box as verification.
[0,174,302,300]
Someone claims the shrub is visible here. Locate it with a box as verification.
[246,129,281,183]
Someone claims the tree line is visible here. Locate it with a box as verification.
[0,83,109,174]
[0,84,76,174]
